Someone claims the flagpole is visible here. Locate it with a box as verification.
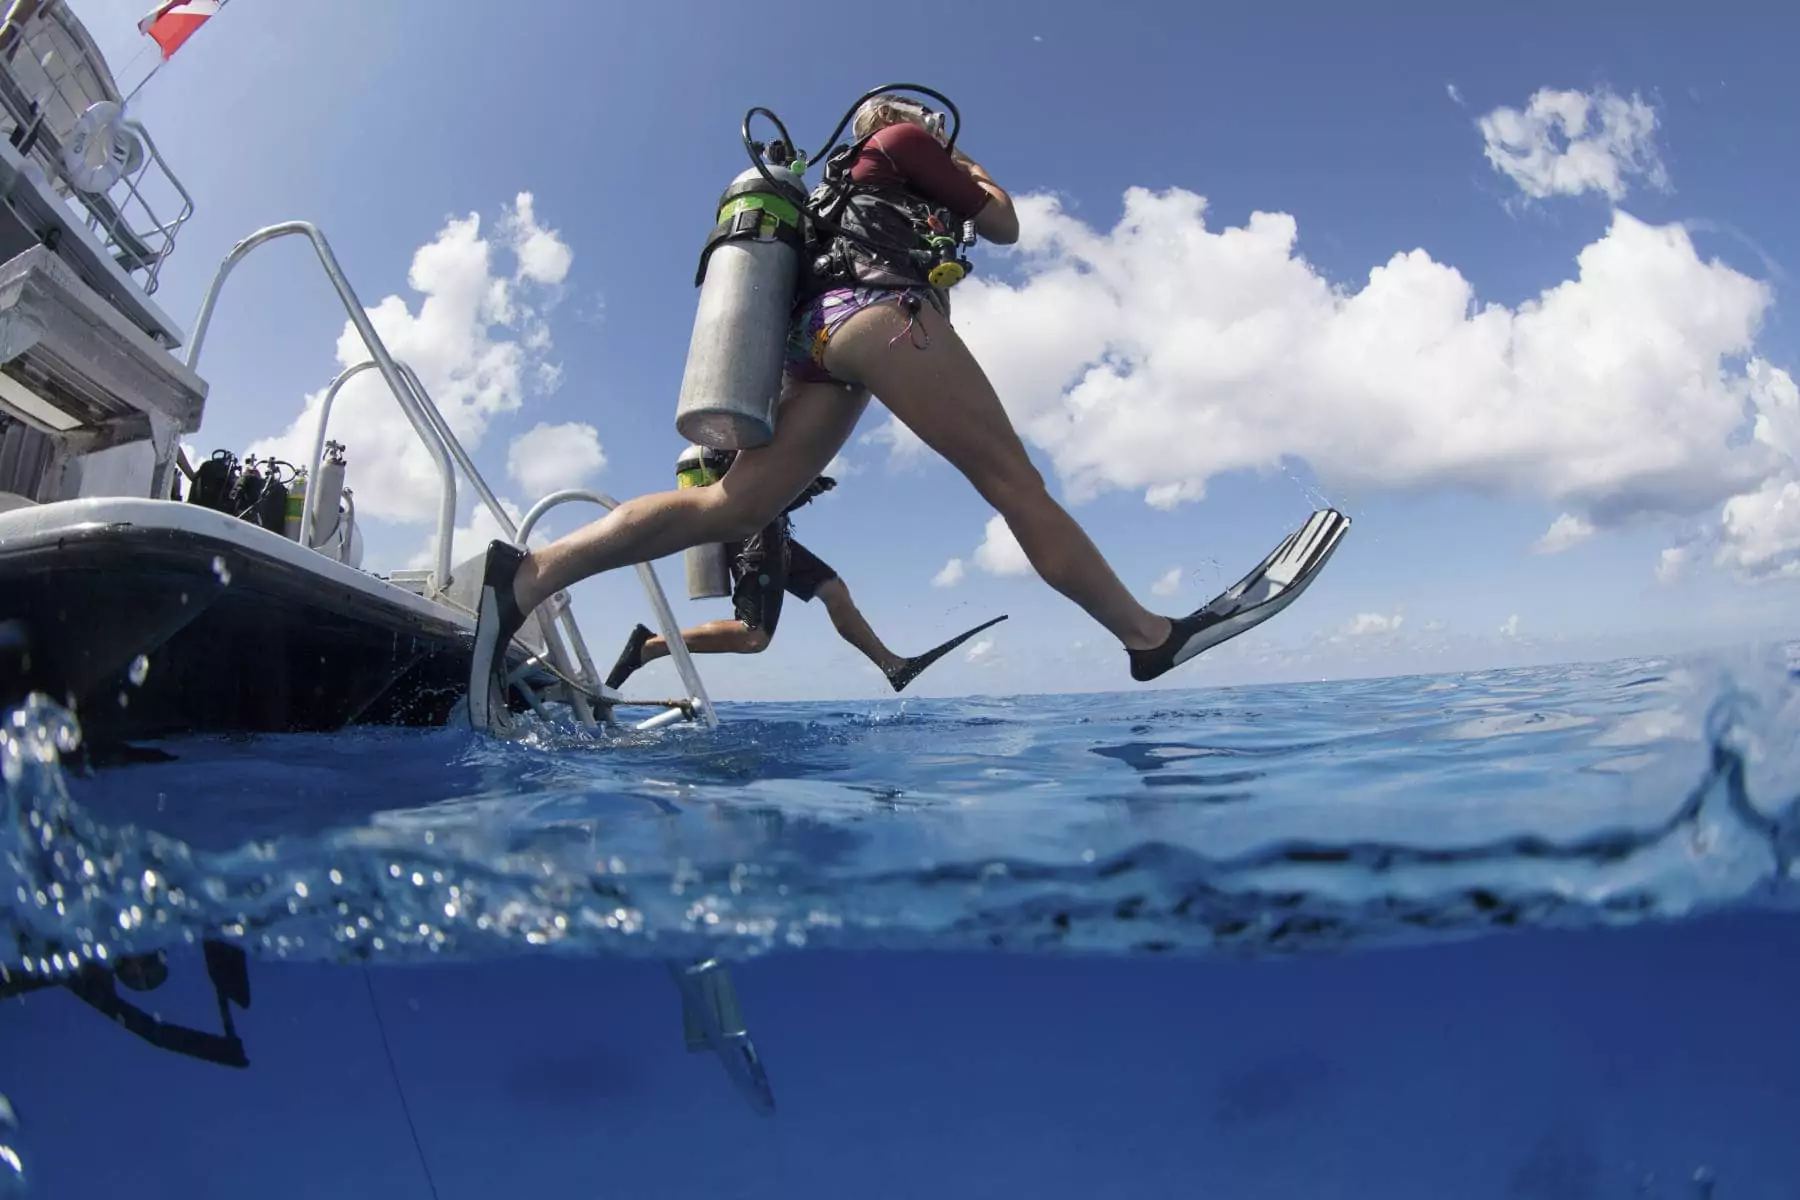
[120,55,161,106]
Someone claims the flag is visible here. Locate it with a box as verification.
[136,0,222,61]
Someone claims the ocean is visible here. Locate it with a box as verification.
[2,646,1797,1198]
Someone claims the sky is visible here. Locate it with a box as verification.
[58,0,1800,701]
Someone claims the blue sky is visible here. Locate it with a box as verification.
[64,0,1800,700]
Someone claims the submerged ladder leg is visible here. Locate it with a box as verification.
[668,957,775,1116]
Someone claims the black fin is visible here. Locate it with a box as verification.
[605,623,655,691]
[1130,509,1351,682]
[885,615,1008,693]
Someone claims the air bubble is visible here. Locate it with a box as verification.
[127,655,150,686]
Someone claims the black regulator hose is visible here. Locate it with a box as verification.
[807,82,963,168]
[741,105,798,191]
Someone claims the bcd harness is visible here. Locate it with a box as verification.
[799,129,978,304]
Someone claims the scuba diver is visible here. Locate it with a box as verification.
[468,86,1349,731]
[604,447,1005,695]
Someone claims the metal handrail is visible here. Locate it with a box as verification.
[292,355,600,729]
[182,220,717,734]
[181,221,458,591]
[516,489,719,731]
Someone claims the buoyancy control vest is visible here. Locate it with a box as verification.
[800,131,975,303]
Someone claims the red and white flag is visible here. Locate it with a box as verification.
[136,0,222,61]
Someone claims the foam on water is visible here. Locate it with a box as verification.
[3,649,1798,979]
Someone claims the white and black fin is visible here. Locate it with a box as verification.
[1130,508,1351,682]
[467,540,529,733]
[885,614,1008,693]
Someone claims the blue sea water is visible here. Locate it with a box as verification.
[2,647,1799,1197]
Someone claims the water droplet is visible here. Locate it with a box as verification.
[0,1092,23,1197]
[127,655,150,686]
[210,556,231,584]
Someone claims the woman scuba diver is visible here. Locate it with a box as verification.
[468,89,1348,730]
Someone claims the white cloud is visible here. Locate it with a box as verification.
[932,558,966,588]
[249,194,571,525]
[1715,479,1800,579]
[1532,512,1596,554]
[1446,83,1464,106]
[935,190,1794,579]
[506,421,606,497]
[1656,545,1691,584]
[972,514,1032,577]
[1499,614,1521,638]
[1342,612,1405,637]
[824,454,859,478]
[1479,86,1668,201]
[965,637,995,663]
[1150,566,1182,597]
[409,496,525,572]
[860,415,927,462]
[500,193,574,286]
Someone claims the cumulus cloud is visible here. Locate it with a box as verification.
[1150,566,1182,596]
[932,558,966,588]
[1499,614,1522,638]
[972,514,1032,577]
[250,193,571,524]
[824,454,859,478]
[881,187,1800,581]
[1446,83,1464,106]
[1533,512,1596,554]
[965,637,995,663]
[1341,612,1404,637]
[1656,545,1691,584]
[1479,86,1668,201]
[408,496,525,572]
[507,421,605,497]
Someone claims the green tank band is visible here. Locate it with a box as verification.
[677,467,721,489]
[716,192,802,231]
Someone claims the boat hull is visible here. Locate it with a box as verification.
[0,498,522,751]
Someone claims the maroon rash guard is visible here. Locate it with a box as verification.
[848,121,991,220]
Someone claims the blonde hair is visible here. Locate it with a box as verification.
[852,93,934,140]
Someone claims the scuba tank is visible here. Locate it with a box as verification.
[338,488,363,569]
[283,467,307,541]
[188,450,238,513]
[673,136,809,451]
[676,443,731,599]
[230,456,265,520]
[254,460,291,535]
[306,440,347,548]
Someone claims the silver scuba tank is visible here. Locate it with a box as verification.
[307,440,347,548]
[674,157,809,451]
[676,444,731,600]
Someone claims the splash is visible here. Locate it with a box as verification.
[3,651,1799,979]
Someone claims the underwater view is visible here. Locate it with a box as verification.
[5,646,1800,1196]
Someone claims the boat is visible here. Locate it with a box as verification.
[0,0,770,1115]
[0,0,717,757]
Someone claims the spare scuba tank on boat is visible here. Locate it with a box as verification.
[230,456,265,519]
[283,467,307,541]
[675,443,731,600]
[188,450,238,513]
[306,440,348,549]
[674,134,809,452]
[253,461,291,536]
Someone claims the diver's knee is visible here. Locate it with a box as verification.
[815,577,850,610]
[740,627,772,653]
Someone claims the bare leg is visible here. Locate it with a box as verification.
[823,299,1170,651]
[814,577,907,674]
[641,620,771,663]
[513,381,868,614]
